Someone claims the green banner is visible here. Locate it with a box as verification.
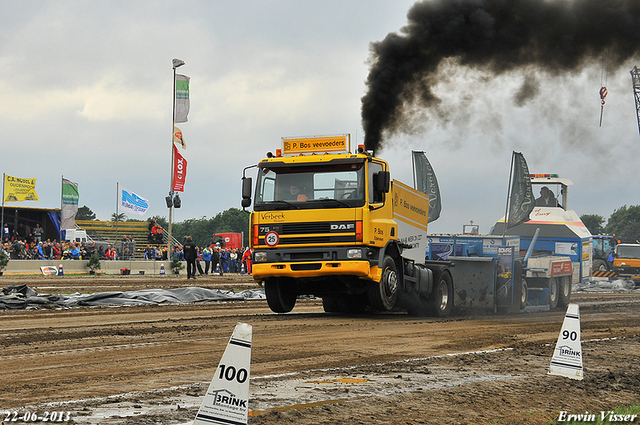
[174,74,190,123]
[62,178,79,205]
[61,178,79,230]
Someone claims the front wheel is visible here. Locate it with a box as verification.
[265,278,297,313]
[428,270,454,317]
[367,255,398,311]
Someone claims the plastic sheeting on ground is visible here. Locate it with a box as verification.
[0,284,266,310]
[573,278,639,292]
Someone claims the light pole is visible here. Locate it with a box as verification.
[167,58,185,258]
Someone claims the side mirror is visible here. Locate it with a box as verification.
[241,177,252,208]
[374,171,390,193]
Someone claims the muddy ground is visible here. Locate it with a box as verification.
[1,274,639,424]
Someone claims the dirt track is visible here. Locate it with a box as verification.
[1,275,639,424]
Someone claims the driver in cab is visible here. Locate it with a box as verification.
[288,184,307,202]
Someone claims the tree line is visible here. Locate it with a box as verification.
[580,205,640,243]
[75,203,640,247]
[76,206,250,248]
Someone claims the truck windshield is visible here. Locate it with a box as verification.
[254,160,366,211]
[617,245,640,259]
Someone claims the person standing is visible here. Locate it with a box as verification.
[183,236,197,279]
[242,247,252,274]
[229,248,237,273]
[221,248,229,273]
[33,223,43,244]
[212,246,223,276]
[202,245,212,274]
[3,223,10,242]
[148,218,156,242]
[196,247,205,276]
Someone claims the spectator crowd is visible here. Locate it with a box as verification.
[1,221,133,261]
[2,238,121,261]
[168,242,252,276]
[1,221,253,275]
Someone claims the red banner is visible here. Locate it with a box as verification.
[173,143,187,192]
[550,260,572,277]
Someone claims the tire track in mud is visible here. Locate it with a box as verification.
[2,292,640,419]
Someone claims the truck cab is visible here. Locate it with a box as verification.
[613,243,640,286]
[242,136,401,313]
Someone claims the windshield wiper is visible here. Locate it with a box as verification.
[306,198,351,208]
[264,200,300,209]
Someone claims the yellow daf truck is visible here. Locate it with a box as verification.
[613,243,640,286]
[240,134,485,315]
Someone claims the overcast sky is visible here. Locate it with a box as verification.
[2,0,639,235]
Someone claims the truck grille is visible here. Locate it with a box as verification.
[615,266,640,276]
[257,221,357,246]
[283,222,330,233]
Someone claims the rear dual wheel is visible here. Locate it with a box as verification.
[520,280,529,310]
[548,278,559,310]
[428,269,453,317]
[557,275,572,308]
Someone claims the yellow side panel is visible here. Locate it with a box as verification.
[391,180,429,232]
[391,180,429,261]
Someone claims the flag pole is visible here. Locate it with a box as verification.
[168,59,185,258]
[115,182,119,250]
[502,151,516,238]
[60,175,64,240]
[411,150,416,189]
[1,173,5,242]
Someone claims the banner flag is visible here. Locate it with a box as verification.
[174,74,190,123]
[173,126,186,149]
[507,152,535,228]
[3,175,39,202]
[173,143,187,192]
[119,185,149,216]
[412,151,441,222]
[61,178,79,230]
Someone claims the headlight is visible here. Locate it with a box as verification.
[347,248,363,259]
[254,251,267,262]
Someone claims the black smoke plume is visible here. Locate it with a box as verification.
[362,0,640,152]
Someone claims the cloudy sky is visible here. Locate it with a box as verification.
[1,0,639,235]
